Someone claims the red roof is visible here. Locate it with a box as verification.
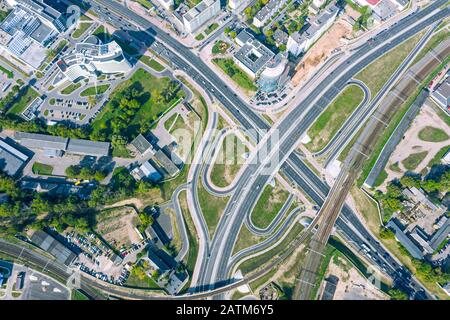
[366,0,381,5]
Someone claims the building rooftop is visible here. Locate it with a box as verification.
[234,32,275,76]
[147,245,171,272]
[235,29,253,46]
[273,29,288,45]
[14,132,68,150]
[291,2,339,43]
[0,138,30,176]
[183,0,218,21]
[254,0,285,23]
[373,0,397,21]
[152,150,179,177]
[30,230,77,266]
[14,132,110,157]
[66,138,110,157]
[387,219,424,259]
[130,134,153,155]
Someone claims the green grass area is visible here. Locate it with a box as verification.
[0,65,13,78]
[425,145,450,169]
[71,289,89,300]
[136,0,153,9]
[32,162,54,175]
[168,114,185,134]
[197,181,229,237]
[91,68,184,142]
[411,29,450,65]
[250,183,290,229]
[389,161,402,173]
[72,22,92,39]
[6,86,39,115]
[60,82,82,95]
[401,151,428,171]
[418,126,449,142]
[305,84,365,152]
[212,58,257,93]
[92,25,111,42]
[239,223,304,275]
[178,190,198,287]
[210,134,248,188]
[139,56,165,72]
[355,31,425,96]
[233,224,266,255]
[195,33,205,41]
[434,105,450,127]
[125,272,160,289]
[79,84,110,97]
[212,40,230,55]
[0,9,11,23]
[373,169,388,188]
[310,244,335,299]
[205,22,219,35]
[164,113,178,132]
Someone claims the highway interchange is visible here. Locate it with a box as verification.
[0,0,448,300]
[88,0,448,299]
[58,0,450,299]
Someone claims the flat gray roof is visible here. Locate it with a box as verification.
[14,132,110,157]
[130,134,152,155]
[387,219,424,259]
[31,230,77,266]
[0,138,29,176]
[291,2,339,43]
[153,150,179,177]
[14,132,68,150]
[66,138,110,157]
[254,0,286,22]
[234,37,275,75]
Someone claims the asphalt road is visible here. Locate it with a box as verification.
[316,24,438,165]
[76,0,448,298]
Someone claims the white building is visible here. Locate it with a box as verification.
[183,0,221,33]
[0,0,76,69]
[156,0,174,11]
[431,76,450,110]
[252,0,288,28]
[309,0,327,14]
[131,161,162,182]
[258,53,289,93]
[372,0,398,22]
[441,148,450,165]
[233,30,274,79]
[287,2,339,57]
[56,35,132,83]
[228,0,252,12]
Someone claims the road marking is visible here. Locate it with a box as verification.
[390,89,406,102]
[371,114,389,127]
[17,247,25,260]
[42,259,51,273]
[429,49,443,63]
[405,71,421,85]
[296,279,316,287]
[353,146,370,159]
[307,248,326,257]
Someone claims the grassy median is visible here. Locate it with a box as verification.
[305,84,365,152]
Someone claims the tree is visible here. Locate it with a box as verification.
[379,227,395,240]
[400,175,421,189]
[388,289,408,300]
[65,165,81,178]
